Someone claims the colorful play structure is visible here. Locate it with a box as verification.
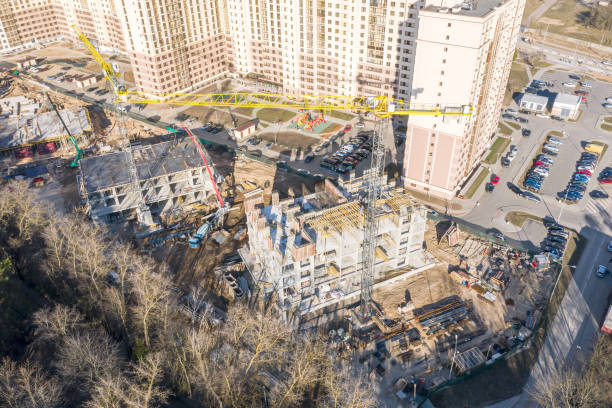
[290,109,328,133]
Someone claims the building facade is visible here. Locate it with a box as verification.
[403,0,525,199]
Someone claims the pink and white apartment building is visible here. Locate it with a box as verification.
[1,0,524,198]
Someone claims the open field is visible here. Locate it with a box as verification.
[256,108,296,123]
[259,131,319,150]
[532,0,612,46]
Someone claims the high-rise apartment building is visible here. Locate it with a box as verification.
[403,0,525,199]
[1,0,524,198]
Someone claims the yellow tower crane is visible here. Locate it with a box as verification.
[74,27,473,319]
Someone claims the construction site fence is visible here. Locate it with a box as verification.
[36,78,321,180]
[427,213,536,255]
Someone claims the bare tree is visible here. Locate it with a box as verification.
[54,331,121,395]
[529,368,599,408]
[32,304,85,342]
[0,357,63,408]
[123,352,169,408]
[269,336,326,408]
[129,262,174,349]
[84,374,126,408]
[321,364,379,408]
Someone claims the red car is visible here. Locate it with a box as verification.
[577,170,592,176]
[344,125,352,132]
[534,161,549,167]
[599,178,612,184]
[581,96,588,102]
[491,175,500,185]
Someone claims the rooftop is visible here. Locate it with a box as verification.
[422,0,504,18]
[554,93,581,106]
[0,106,91,150]
[520,93,549,104]
[79,137,211,194]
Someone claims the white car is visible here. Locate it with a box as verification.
[580,82,592,88]
[602,61,612,66]
[605,97,612,103]
[604,103,612,109]
[562,82,577,87]
[533,167,549,176]
[536,113,550,118]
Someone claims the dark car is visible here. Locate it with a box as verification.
[304,154,315,163]
[542,149,558,156]
[485,183,495,193]
[502,113,515,120]
[569,74,581,80]
[522,128,531,137]
[590,190,609,199]
[516,117,528,123]
[508,183,522,195]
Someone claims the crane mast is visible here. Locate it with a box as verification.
[74,28,473,318]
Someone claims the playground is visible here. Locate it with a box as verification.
[288,110,339,134]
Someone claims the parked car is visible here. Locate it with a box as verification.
[536,113,550,119]
[548,137,563,145]
[491,175,500,185]
[577,170,592,176]
[596,265,609,278]
[516,117,528,123]
[304,154,315,163]
[522,128,531,137]
[542,149,558,157]
[590,190,609,199]
[580,82,592,88]
[522,191,542,202]
[543,143,559,152]
[537,156,554,165]
[569,74,581,80]
[562,82,577,87]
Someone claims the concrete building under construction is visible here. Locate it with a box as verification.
[78,137,220,224]
[241,177,429,318]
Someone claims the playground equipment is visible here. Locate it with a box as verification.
[296,110,327,132]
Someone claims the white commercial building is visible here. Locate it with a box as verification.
[551,93,581,120]
[519,94,549,113]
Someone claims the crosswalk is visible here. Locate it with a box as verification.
[583,197,611,215]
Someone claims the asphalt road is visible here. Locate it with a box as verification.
[517,40,612,76]
[466,75,612,406]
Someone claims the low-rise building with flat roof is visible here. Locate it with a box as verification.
[519,94,549,113]
[551,93,581,120]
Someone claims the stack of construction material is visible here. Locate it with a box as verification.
[414,297,469,335]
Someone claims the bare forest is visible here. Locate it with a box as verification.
[0,181,377,408]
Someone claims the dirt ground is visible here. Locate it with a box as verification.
[183,106,236,127]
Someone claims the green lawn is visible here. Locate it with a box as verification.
[602,124,612,132]
[232,107,254,117]
[604,117,612,124]
[327,110,355,121]
[465,167,490,199]
[483,137,511,165]
[505,211,543,227]
[256,108,296,123]
[498,122,513,136]
[507,121,521,131]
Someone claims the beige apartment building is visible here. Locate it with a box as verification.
[1,0,524,198]
[404,0,525,199]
